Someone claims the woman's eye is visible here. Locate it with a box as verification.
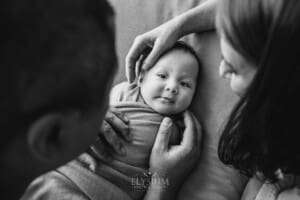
[222,59,237,74]
[157,73,167,79]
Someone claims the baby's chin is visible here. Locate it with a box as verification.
[152,106,184,116]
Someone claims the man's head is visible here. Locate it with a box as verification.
[139,42,200,115]
[0,0,116,179]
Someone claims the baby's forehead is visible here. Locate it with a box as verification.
[163,48,193,58]
[162,48,199,66]
[153,49,198,68]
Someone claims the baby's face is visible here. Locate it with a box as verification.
[140,49,198,115]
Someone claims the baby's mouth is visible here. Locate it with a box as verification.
[159,96,175,104]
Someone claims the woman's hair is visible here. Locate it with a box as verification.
[217,0,300,182]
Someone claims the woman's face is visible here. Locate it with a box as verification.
[219,37,257,96]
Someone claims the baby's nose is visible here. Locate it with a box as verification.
[165,81,178,94]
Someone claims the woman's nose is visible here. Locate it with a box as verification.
[219,60,232,79]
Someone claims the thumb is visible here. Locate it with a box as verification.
[152,117,173,152]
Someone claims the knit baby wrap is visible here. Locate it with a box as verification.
[92,101,181,199]
[113,102,180,167]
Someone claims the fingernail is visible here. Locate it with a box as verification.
[142,63,148,70]
[162,117,172,127]
[123,115,129,123]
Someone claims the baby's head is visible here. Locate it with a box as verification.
[139,41,200,115]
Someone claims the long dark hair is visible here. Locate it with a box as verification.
[217,0,300,181]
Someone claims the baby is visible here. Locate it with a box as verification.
[87,41,201,199]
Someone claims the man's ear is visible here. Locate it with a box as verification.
[27,111,82,165]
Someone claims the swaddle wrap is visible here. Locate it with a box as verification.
[113,102,180,167]
[92,102,181,199]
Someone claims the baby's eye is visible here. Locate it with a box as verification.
[181,82,191,88]
[156,73,167,79]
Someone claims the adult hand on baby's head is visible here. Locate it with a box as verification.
[125,19,182,83]
[91,107,132,162]
[149,111,202,193]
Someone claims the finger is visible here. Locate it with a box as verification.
[105,109,131,142]
[135,46,152,78]
[91,136,114,162]
[100,121,126,155]
[78,153,97,171]
[180,111,196,148]
[189,112,202,146]
[109,107,129,124]
[142,40,167,71]
[152,117,173,152]
[125,37,151,83]
[135,54,145,80]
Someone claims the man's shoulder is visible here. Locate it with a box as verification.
[21,169,89,200]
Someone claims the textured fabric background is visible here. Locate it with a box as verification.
[108,0,247,199]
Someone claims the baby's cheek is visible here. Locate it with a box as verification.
[187,89,195,102]
[179,93,193,110]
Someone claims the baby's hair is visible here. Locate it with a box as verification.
[137,40,201,76]
[170,41,201,69]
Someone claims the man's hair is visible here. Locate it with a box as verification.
[0,0,117,148]
[217,0,300,181]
